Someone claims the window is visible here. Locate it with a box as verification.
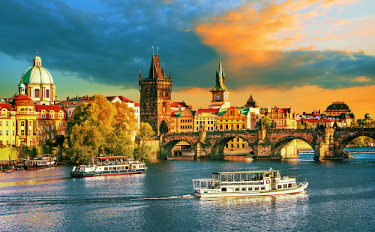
[1,111,6,117]
[0,121,2,126]
[35,89,40,98]
[6,121,8,126]
[21,130,24,136]
[6,131,8,136]
[21,121,24,127]
[12,121,14,127]
[0,130,2,135]
[46,89,50,98]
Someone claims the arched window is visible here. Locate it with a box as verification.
[35,89,40,98]
[46,89,50,98]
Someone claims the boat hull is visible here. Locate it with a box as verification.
[25,164,57,170]
[70,170,144,178]
[195,183,308,198]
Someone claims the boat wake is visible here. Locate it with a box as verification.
[136,194,194,200]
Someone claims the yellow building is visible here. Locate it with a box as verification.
[267,106,297,129]
[12,84,38,146]
[0,103,16,146]
[194,108,219,132]
[217,107,251,153]
[170,109,194,133]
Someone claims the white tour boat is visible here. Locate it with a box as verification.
[25,155,57,170]
[193,169,308,198]
[70,156,146,178]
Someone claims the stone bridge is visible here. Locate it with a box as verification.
[159,128,375,160]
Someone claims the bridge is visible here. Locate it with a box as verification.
[159,128,375,160]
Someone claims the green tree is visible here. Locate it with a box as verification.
[256,115,273,129]
[134,122,156,160]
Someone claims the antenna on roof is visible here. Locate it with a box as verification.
[157,47,159,55]
[36,51,38,56]
[152,46,154,55]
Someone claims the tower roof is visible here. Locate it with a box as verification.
[211,60,228,92]
[148,54,167,79]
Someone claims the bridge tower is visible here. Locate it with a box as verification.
[139,48,172,135]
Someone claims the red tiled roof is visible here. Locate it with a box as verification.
[35,105,63,112]
[196,108,219,114]
[171,102,184,108]
[117,96,134,103]
[297,118,336,122]
[134,102,140,106]
[13,94,32,101]
[0,103,12,110]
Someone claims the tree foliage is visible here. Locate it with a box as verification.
[64,94,139,164]
[256,115,273,129]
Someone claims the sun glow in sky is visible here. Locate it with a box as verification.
[0,0,374,118]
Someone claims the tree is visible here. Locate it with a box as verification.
[134,122,156,159]
[256,115,273,129]
[63,94,139,163]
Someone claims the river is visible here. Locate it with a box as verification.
[0,148,374,231]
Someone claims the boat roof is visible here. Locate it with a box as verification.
[94,156,128,160]
[213,170,278,175]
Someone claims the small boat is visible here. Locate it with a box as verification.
[25,155,56,170]
[70,156,147,178]
[4,166,14,173]
[193,169,308,198]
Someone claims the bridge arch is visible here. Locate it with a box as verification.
[161,139,197,158]
[334,131,375,156]
[272,136,315,158]
[210,133,256,158]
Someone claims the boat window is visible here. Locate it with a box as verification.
[125,166,129,169]
[242,187,247,191]
[222,188,227,192]
[288,183,292,188]
[104,167,108,171]
[235,188,240,191]
[254,187,259,191]
[283,184,287,189]
[278,185,282,189]
[261,187,265,190]
[249,187,253,191]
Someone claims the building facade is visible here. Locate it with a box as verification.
[139,53,172,135]
[194,108,219,132]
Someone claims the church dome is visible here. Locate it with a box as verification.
[21,55,54,85]
[326,102,349,111]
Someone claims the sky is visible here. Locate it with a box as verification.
[0,0,374,118]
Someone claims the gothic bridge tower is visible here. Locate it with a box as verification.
[139,50,172,135]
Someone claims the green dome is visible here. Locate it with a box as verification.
[21,55,54,84]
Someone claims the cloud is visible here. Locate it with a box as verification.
[333,20,350,26]
[352,76,371,82]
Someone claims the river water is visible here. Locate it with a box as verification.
[1,148,374,231]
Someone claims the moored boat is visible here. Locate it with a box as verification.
[70,156,147,178]
[4,166,14,173]
[193,169,308,198]
[25,155,57,170]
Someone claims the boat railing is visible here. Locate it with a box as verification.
[220,180,264,186]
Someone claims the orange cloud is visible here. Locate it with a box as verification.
[333,20,350,26]
[194,0,358,74]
